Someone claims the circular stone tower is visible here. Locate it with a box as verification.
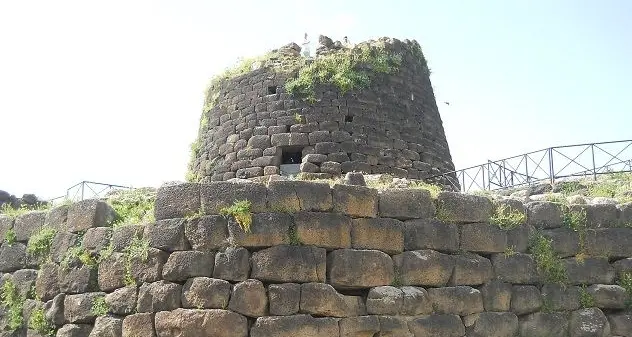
[188,35,458,188]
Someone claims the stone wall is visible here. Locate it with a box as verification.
[2,179,632,336]
[189,36,458,188]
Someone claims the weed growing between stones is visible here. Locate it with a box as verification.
[490,205,526,230]
[0,278,25,331]
[578,285,595,308]
[91,296,109,317]
[107,189,156,227]
[220,200,253,233]
[528,232,568,285]
[294,113,303,124]
[288,225,302,246]
[544,193,568,204]
[408,181,442,199]
[391,271,403,287]
[618,271,632,308]
[4,228,16,245]
[503,245,517,257]
[28,307,55,336]
[541,297,554,313]
[26,227,57,262]
[185,205,206,221]
[123,236,150,286]
[60,245,98,270]
[562,207,588,253]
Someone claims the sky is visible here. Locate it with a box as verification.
[0,0,631,199]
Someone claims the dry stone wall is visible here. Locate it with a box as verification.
[2,179,632,336]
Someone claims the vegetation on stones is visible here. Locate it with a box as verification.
[26,227,57,261]
[490,204,526,230]
[544,193,567,204]
[528,232,567,285]
[4,228,16,245]
[391,271,403,287]
[541,297,554,313]
[60,245,98,270]
[220,200,253,233]
[0,203,50,218]
[28,307,55,336]
[288,225,302,245]
[503,245,517,257]
[0,278,25,331]
[184,205,206,221]
[91,296,109,317]
[107,188,156,227]
[123,235,150,286]
[618,271,632,308]
[562,206,588,253]
[578,285,595,308]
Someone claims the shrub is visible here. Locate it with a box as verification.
[26,227,57,261]
[4,228,16,245]
[529,232,567,285]
[91,296,109,317]
[28,307,55,336]
[490,204,526,230]
[220,200,253,233]
[107,189,155,227]
[0,278,25,331]
[579,285,595,308]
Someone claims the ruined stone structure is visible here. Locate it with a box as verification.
[2,179,632,336]
[188,36,458,188]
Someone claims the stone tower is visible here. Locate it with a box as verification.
[188,35,458,188]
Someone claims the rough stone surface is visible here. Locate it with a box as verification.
[268,283,300,316]
[144,219,190,252]
[408,314,465,337]
[366,286,403,315]
[327,249,393,288]
[332,184,378,218]
[294,212,351,249]
[162,250,214,282]
[511,285,542,315]
[228,279,268,317]
[480,280,512,312]
[449,253,493,286]
[154,182,200,220]
[436,192,492,223]
[569,308,610,337]
[250,315,339,337]
[519,312,569,337]
[267,180,332,212]
[184,215,228,251]
[393,250,454,286]
[105,286,137,316]
[300,282,364,317]
[463,312,519,337]
[66,199,115,233]
[122,313,155,337]
[402,219,459,252]
[56,324,94,337]
[491,253,540,284]
[89,316,122,337]
[14,211,46,242]
[213,247,250,282]
[64,292,106,324]
[350,217,404,254]
[526,201,563,228]
[378,188,435,219]
[136,280,182,313]
[587,284,627,309]
[428,286,484,316]
[251,245,326,283]
[154,308,248,337]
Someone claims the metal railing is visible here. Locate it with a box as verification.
[49,181,132,203]
[431,139,632,192]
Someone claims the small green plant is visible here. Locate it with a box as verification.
[558,181,584,196]
[545,193,567,204]
[0,278,25,331]
[122,235,150,286]
[618,271,632,308]
[91,296,109,317]
[288,226,302,245]
[60,246,98,270]
[578,285,595,308]
[408,181,442,198]
[504,245,517,257]
[0,203,51,218]
[108,189,156,227]
[391,271,403,287]
[26,227,57,261]
[4,228,16,245]
[294,113,303,124]
[185,206,206,221]
[541,297,554,313]
[490,204,527,230]
[528,232,568,285]
[562,207,588,251]
[220,200,253,233]
[28,307,55,336]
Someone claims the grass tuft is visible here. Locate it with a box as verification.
[528,232,568,285]
[26,227,57,262]
[578,285,595,308]
[28,307,55,336]
[107,189,155,227]
[220,200,253,233]
[91,296,109,317]
[4,228,17,245]
[618,271,632,308]
[490,204,526,230]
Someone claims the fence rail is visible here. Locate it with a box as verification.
[49,181,132,203]
[431,139,632,193]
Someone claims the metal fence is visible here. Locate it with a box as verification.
[49,181,132,203]
[430,139,632,193]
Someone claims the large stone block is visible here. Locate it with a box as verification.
[300,282,364,317]
[64,292,106,324]
[270,133,309,147]
[491,253,540,284]
[44,293,65,326]
[154,182,200,220]
[0,215,13,241]
[526,201,563,228]
[185,215,228,251]
[228,279,268,317]
[251,245,326,283]
[182,277,231,309]
[620,202,632,226]
[105,286,137,316]
[228,212,292,247]
[250,315,339,337]
[136,280,181,313]
[35,263,59,302]
[97,252,126,292]
[378,188,435,219]
[58,263,98,294]
[339,316,380,337]
[480,280,512,312]
[564,257,614,285]
[213,247,250,281]
[66,199,116,233]
[122,313,155,337]
[267,180,332,212]
[608,313,632,337]
[510,285,541,315]
[402,219,459,252]
[449,253,493,286]
[366,286,402,315]
[428,286,484,316]
[376,316,414,337]
[81,227,112,253]
[269,283,300,316]
[200,181,267,214]
[541,284,581,311]
[587,284,627,309]
[506,223,533,252]
[459,223,507,253]
[14,211,46,242]
[351,218,403,254]
[0,242,27,272]
[144,219,190,252]
[162,250,214,282]
[57,324,94,337]
[294,212,351,250]
[541,227,580,258]
[569,308,610,337]
[463,312,518,337]
[570,203,619,228]
[393,250,454,287]
[583,228,632,258]
[111,225,143,252]
[327,249,393,289]
[128,247,168,284]
[401,286,433,315]
[332,184,378,218]
[50,231,79,263]
[154,309,248,337]
[519,312,569,337]
[408,314,464,337]
[435,192,492,224]
[89,316,122,337]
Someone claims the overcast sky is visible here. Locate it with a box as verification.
[1,0,631,199]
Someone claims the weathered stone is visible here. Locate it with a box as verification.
[162,250,214,282]
[393,250,454,287]
[520,312,568,337]
[184,215,228,251]
[449,253,493,286]
[66,199,115,233]
[182,277,231,309]
[58,263,98,294]
[350,218,403,254]
[402,219,459,252]
[136,280,181,313]
[250,315,339,337]
[35,263,59,301]
[436,192,492,223]
[587,284,627,309]
[300,162,319,173]
[228,212,291,247]
[248,135,272,149]
[44,205,69,229]
[564,257,614,285]
[81,227,112,253]
[267,180,332,213]
[541,284,581,311]
[228,279,268,317]
[89,316,122,337]
[463,312,519,337]
[270,133,309,147]
[526,201,563,228]
[480,280,512,312]
[343,172,366,186]
[460,223,507,253]
[569,308,610,337]
[44,293,65,326]
[97,252,126,292]
[294,212,351,249]
[56,324,93,337]
[302,153,328,163]
[584,228,632,258]
[511,285,541,315]
[491,253,540,284]
[328,249,393,288]
[11,269,37,299]
[300,282,364,317]
[154,182,200,220]
[320,161,342,175]
[269,283,300,316]
[110,225,143,252]
[378,188,435,220]
[0,215,13,242]
[428,286,484,316]
[541,227,580,257]
[122,313,155,337]
[200,181,267,213]
[213,247,250,281]
[400,286,432,315]
[105,286,137,316]
[506,223,533,252]
[128,248,168,284]
[50,232,79,263]
[339,316,380,337]
[408,314,465,337]
[366,286,402,315]
[613,257,632,279]
[14,211,46,241]
[571,203,619,228]
[251,245,326,283]
[377,316,414,337]
[154,309,247,337]
[332,184,378,218]
[64,292,106,323]
[144,219,190,252]
[608,313,632,337]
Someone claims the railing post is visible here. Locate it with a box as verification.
[548,148,554,185]
[591,144,597,181]
[525,154,529,185]
[81,182,85,201]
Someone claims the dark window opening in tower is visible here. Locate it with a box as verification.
[267,86,277,95]
[345,115,354,123]
[282,149,302,164]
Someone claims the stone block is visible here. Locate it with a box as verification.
[526,201,563,228]
[327,249,393,289]
[436,192,492,224]
[13,269,37,297]
[308,130,331,144]
[181,277,231,309]
[213,247,250,281]
[44,293,65,326]
[293,212,352,249]
[491,253,540,284]
[463,312,519,337]
[569,308,610,337]
[320,161,342,175]
[506,223,533,252]
[144,219,190,252]
[263,166,279,175]
[228,212,292,247]
[0,215,12,241]
[81,227,112,253]
[0,242,27,272]
[393,250,454,287]
[270,132,309,147]
[105,286,137,316]
[449,253,493,286]
[408,314,465,337]
[327,152,350,162]
[541,284,581,311]
[162,250,214,282]
[269,283,300,316]
[300,161,319,173]
[154,309,247,337]
[136,280,181,313]
[350,217,403,254]
[402,219,459,252]
[154,182,200,220]
[332,184,378,218]
[480,280,512,312]
[122,313,155,337]
[14,211,46,242]
[564,257,614,285]
[300,282,364,317]
[267,180,332,212]
[302,153,328,163]
[541,227,580,258]
[584,228,632,258]
[97,252,126,292]
[314,142,340,154]
[587,284,627,309]
[339,316,380,337]
[67,199,115,233]
[58,263,98,294]
[459,223,507,253]
[519,312,569,337]
[366,286,402,315]
[401,286,433,315]
[378,188,435,220]
[50,231,79,264]
[608,313,632,337]
[35,263,59,302]
[250,315,339,337]
[128,247,168,284]
[252,156,278,167]
[227,279,268,317]
[111,225,143,252]
[57,324,94,337]
[251,245,326,283]
[90,316,122,337]
[247,135,272,149]
[511,285,541,315]
[428,286,484,316]
[44,204,69,229]
[377,316,414,337]
[185,215,228,251]
[200,181,267,214]
[64,292,106,323]
[571,203,619,228]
